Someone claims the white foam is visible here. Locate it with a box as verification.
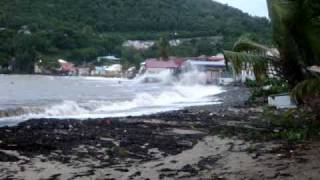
[0,84,223,125]
[135,70,175,85]
[43,101,89,116]
[0,69,225,126]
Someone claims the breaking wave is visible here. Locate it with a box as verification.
[0,85,223,124]
[134,70,176,84]
[134,68,209,86]
[0,70,225,126]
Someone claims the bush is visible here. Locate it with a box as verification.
[262,107,320,142]
[246,78,289,103]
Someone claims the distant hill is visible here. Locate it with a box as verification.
[0,0,271,72]
[0,0,270,36]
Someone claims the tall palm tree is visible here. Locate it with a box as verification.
[224,0,320,101]
[267,0,320,87]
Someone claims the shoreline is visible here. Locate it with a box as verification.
[0,84,232,128]
[0,86,319,179]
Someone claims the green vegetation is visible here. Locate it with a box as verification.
[292,78,320,101]
[262,107,320,142]
[224,0,320,110]
[267,0,320,87]
[245,78,289,103]
[221,1,320,144]
[224,35,276,83]
[156,37,170,60]
[120,47,143,69]
[171,36,224,57]
[0,0,271,73]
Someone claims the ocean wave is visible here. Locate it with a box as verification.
[0,69,225,126]
[0,84,224,124]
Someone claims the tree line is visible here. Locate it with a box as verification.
[0,0,271,73]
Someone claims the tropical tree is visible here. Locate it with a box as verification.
[156,36,170,60]
[224,35,280,83]
[267,0,320,87]
[120,47,143,68]
[224,0,320,104]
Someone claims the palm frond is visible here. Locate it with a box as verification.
[233,37,273,55]
[267,0,297,23]
[223,50,269,81]
[291,77,320,101]
[267,0,320,74]
[301,1,320,65]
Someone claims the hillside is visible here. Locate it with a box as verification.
[0,0,271,72]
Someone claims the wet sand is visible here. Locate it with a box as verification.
[0,86,319,180]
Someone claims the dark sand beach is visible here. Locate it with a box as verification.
[0,86,319,180]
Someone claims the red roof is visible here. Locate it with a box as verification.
[173,58,185,66]
[145,58,184,69]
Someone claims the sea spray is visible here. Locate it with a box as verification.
[134,70,176,85]
[135,67,208,86]
[0,74,225,126]
[178,69,207,85]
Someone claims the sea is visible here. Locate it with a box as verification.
[0,70,225,126]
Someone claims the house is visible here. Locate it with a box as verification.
[181,55,230,84]
[123,40,155,50]
[57,59,76,75]
[123,40,182,50]
[137,57,184,83]
[142,57,184,74]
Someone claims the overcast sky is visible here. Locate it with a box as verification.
[213,0,268,17]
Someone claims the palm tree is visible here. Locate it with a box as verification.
[224,0,320,102]
[267,0,320,87]
[224,35,280,83]
[157,37,170,60]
